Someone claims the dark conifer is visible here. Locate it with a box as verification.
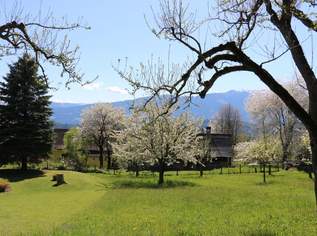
[0,54,53,170]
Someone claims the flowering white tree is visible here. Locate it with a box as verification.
[113,111,148,177]
[235,137,282,183]
[115,103,201,184]
[246,80,308,164]
[234,138,282,164]
[80,103,125,169]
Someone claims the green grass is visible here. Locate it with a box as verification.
[0,169,316,235]
[0,170,104,235]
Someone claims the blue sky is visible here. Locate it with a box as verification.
[0,0,315,103]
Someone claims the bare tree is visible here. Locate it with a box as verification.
[210,104,242,144]
[0,1,90,85]
[117,0,317,205]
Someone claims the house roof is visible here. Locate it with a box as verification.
[198,133,233,158]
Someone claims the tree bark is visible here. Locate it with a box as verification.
[158,169,164,185]
[158,159,165,185]
[21,157,27,171]
[309,132,317,204]
[107,156,111,170]
[98,146,104,169]
[107,148,111,170]
[281,144,290,169]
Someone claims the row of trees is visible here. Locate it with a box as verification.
[0,56,308,181]
[64,77,311,183]
[63,102,202,184]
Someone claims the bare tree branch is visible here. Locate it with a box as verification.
[0,2,92,86]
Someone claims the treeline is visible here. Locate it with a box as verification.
[0,56,311,185]
[62,102,204,184]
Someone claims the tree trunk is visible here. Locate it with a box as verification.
[158,159,165,185]
[282,153,287,169]
[158,169,164,185]
[309,133,317,205]
[21,157,27,171]
[107,149,111,170]
[281,146,289,169]
[200,170,203,177]
[136,168,139,177]
[107,156,111,170]
[99,146,104,169]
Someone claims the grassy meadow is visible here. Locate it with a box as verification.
[0,169,316,235]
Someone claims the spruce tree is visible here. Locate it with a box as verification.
[0,54,53,170]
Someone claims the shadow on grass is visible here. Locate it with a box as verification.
[101,179,198,189]
[255,180,281,186]
[0,169,45,182]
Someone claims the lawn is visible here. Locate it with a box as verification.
[0,169,316,235]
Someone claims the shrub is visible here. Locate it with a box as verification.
[56,165,66,170]
[0,179,10,192]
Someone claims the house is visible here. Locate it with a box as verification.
[197,127,233,168]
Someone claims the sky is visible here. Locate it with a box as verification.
[0,0,315,104]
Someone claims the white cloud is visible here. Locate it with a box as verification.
[105,86,129,95]
[83,82,103,91]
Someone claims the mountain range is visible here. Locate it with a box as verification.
[51,90,251,128]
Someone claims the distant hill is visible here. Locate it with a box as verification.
[51,90,251,128]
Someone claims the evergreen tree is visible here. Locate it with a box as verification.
[0,54,53,170]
